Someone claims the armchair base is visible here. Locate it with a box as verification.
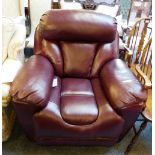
[35,137,118,146]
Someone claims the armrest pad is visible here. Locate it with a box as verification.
[10,55,54,110]
[100,59,147,110]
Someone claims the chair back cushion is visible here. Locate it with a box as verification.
[34,10,119,77]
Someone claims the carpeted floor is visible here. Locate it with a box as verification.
[3,118,152,155]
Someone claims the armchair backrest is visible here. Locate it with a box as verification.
[34,10,119,78]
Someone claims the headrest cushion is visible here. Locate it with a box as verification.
[39,10,117,43]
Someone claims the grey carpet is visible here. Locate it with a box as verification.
[3,118,152,155]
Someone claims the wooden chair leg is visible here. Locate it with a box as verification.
[125,120,148,154]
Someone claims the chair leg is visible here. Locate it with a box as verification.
[125,120,148,154]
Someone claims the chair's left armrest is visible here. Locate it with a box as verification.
[10,55,54,111]
[10,55,54,137]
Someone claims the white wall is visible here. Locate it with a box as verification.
[2,0,24,17]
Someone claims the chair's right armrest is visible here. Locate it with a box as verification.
[10,55,54,112]
[99,59,148,137]
[100,59,147,110]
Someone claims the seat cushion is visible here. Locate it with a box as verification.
[60,78,98,125]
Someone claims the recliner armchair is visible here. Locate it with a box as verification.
[10,10,147,146]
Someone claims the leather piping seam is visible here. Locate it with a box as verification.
[36,136,117,141]
[61,91,94,96]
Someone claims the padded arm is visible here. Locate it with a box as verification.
[10,55,54,111]
[100,59,147,110]
[99,59,148,137]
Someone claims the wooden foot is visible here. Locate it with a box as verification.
[125,120,148,154]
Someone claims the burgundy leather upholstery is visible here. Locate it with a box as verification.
[39,10,117,42]
[61,78,98,125]
[99,59,147,138]
[10,10,147,146]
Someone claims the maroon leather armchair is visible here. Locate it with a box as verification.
[10,10,147,146]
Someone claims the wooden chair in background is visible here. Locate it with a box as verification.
[126,37,152,153]
[122,17,152,68]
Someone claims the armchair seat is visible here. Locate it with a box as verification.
[33,77,124,145]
